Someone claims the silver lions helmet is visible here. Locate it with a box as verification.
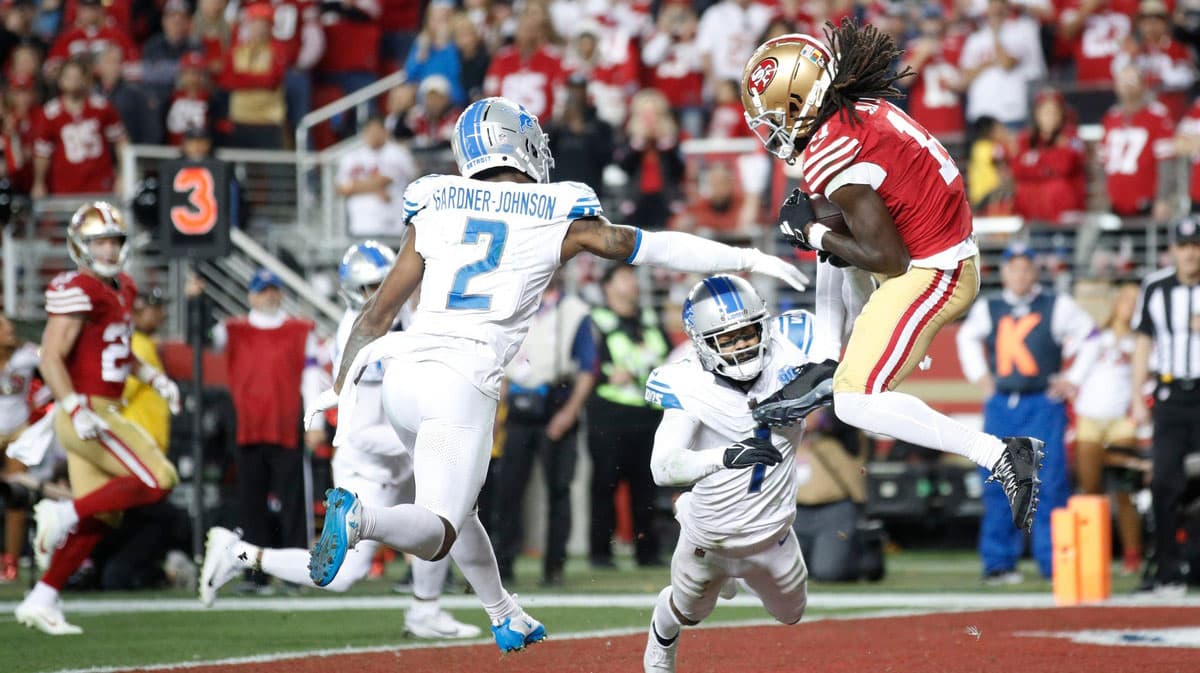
[451,97,555,183]
[338,240,395,309]
[682,275,771,381]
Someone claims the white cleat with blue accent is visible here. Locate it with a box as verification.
[309,487,362,587]
[490,607,547,652]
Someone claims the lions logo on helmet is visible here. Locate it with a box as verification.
[683,275,771,382]
[451,97,555,184]
[741,34,837,161]
[67,201,131,278]
[338,241,396,309]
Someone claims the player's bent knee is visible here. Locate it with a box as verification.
[155,463,179,491]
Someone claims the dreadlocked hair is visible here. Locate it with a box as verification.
[811,18,914,132]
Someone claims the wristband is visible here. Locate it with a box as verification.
[808,222,831,251]
[61,393,83,416]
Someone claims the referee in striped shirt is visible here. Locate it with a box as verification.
[1131,217,1200,596]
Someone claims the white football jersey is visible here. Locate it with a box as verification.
[645,311,816,550]
[0,343,38,435]
[399,174,602,387]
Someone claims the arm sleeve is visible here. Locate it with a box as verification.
[955,300,993,383]
[648,408,725,487]
[626,229,768,274]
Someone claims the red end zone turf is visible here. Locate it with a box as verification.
[125,607,1200,673]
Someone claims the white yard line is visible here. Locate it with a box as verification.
[3,591,1198,616]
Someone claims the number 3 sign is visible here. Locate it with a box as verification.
[158,159,232,260]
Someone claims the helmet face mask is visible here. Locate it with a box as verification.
[683,275,771,382]
[67,201,130,278]
[338,241,396,309]
[452,97,555,183]
[741,34,836,161]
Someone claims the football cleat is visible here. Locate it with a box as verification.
[199,527,245,607]
[987,437,1044,533]
[404,607,483,639]
[309,488,362,587]
[643,620,679,673]
[15,599,83,635]
[750,358,837,427]
[33,500,74,571]
[490,607,547,653]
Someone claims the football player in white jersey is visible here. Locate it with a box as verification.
[199,242,479,639]
[642,276,813,673]
[307,96,809,652]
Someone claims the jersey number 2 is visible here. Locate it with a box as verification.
[447,218,508,310]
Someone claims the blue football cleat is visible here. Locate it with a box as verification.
[490,609,547,653]
[309,487,362,587]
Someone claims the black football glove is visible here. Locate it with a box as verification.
[723,436,783,469]
[751,358,838,427]
[777,188,817,251]
[818,251,852,268]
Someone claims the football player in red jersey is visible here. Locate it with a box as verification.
[742,22,1044,535]
[13,203,181,635]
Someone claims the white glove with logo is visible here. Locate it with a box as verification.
[150,373,182,415]
[748,251,811,292]
[305,388,339,431]
[61,393,110,440]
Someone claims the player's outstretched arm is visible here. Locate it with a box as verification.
[816,185,910,276]
[651,409,784,486]
[560,217,810,291]
[333,234,424,393]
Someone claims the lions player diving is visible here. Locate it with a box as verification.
[642,276,812,673]
[307,96,810,652]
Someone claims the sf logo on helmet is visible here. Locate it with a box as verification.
[748,57,778,96]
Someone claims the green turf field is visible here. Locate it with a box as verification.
[0,550,1148,673]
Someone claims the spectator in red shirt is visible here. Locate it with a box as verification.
[315,0,381,102]
[220,3,287,149]
[1059,0,1133,87]
[1100,64,1177,219]
[1112,0,1195,119]
[45,0,139,80]
[483,5,564,122]
[1010,89,1087,223]
[164,52,212,147]
[32,58,127,197]
[900,3,966,144]
[2,72,37,194]
[641,2,704,137]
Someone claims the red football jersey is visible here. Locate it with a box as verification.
[908,37,965,139]
[483,45,565,121]
[800,99,971,260]
[46,22,140,69]
[45,271,137,400]
[1010,129,1087,222]
[1176,99,1200,202]
[1060,6,1131,84]
[61,0,134,39]
[1100,100,1175,215]
[34,96,125,195]
[316,0,381,75]
[164,91,210,146]
[234,0,319,68]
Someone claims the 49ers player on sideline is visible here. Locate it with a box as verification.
[13,202,181,635]
[742,22,1044,533]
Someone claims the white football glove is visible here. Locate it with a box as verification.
[748,251,810,292]
[61,393,110,440]
[305,388,339,431]
[150,373,182,415]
